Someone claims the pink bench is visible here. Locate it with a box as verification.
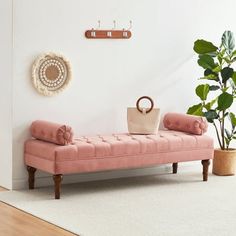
[24,113,214,199]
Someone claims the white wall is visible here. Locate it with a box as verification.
[0,0,13,189]
[10,0,236,189]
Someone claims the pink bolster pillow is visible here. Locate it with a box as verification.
[30,120,74,145]
[163,113,208,135]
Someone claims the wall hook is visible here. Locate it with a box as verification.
[91,28,96,38]
[91,20,101,37]
[127,20,132,30]
[107,20,116,37]
[112,20,116,30]
[122,20,132,38]
[97,20,101,29]
[85,20,132,39]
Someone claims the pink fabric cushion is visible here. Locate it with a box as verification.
[30,120,73,145]
[163,113,208,135]
[25,131,214,174]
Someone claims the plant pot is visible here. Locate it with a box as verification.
[213,149,236,176]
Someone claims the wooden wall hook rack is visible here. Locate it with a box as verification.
[85,20,132,39]
[85,30,132,39]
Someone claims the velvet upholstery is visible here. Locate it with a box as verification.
[25,131,214,175]
[30,120,73,145]
[163,113,208,135]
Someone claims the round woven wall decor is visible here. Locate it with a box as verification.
[32,52,72,96]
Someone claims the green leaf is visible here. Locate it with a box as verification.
[198,55,216,69]
[204,110,218,123]
[204,98,217,111]
[196,84,210,101]
[206,52,217,57]
[222,87,229,92]
[222,31,235,55]
[212,66,221,73]
[204,69,213,76]
[225,137,230,146]
[217,92,233,110]
[218,55,222,64]
[217,48,226,64]
[232,50,236,57]
[219,48,226,57]
[209,85,220,91]
[199,76,218,81]
[194,39,218,54]
[201,69,219,81]
[232,72,236,85]
[187,103,203,116]
[223,57,231,63]
[221,67,234,83]
[229,112,236,126]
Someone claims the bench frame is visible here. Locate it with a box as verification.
[27,160,210,199]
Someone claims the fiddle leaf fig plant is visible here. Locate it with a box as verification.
[187,31,236,150]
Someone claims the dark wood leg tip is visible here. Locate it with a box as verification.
[27,166,37,189]
[53,174,63,199]
[201,160,210,181]
[172,163,178,174]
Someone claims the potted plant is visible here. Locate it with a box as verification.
[187,30,236,175]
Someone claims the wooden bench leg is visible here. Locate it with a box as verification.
[201,160,210,181]
[172,163,178,174]
[53,174,63,199]
[27,166,37,189]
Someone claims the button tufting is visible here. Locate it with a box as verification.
[52,131,213,162]
[63,131,71,140]
[175,121,180,126]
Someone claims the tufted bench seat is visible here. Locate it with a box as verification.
[25,113,214,199]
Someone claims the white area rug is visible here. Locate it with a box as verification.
[0,169,236,236]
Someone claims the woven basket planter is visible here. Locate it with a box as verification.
[213,149,236,176]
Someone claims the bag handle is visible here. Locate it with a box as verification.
[136,96,154,114]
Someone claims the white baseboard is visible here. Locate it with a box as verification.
[12,162,201,190]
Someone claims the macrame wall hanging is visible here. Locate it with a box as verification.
[32,52,72,96]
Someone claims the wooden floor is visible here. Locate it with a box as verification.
[0,187,77,236]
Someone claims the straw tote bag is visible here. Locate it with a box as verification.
[127,96,160,134]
